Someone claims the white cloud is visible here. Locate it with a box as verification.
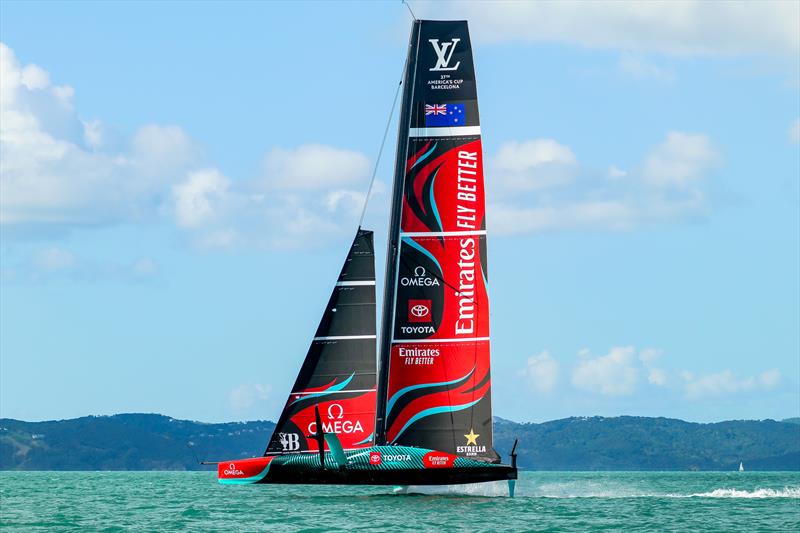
[487,131,716,236]
[172,169,230,228]
[790,118,800,144]
[261,144,370,191]
[683,368,782,399]
[428,1,799,57]
[647,368,668,386]
[0,42,377,251]
[0,42,202,228]
[639,348,663,365]
[608,166,627,179]
[643,132,718,188]
[490,139,577,193]
[168,148,377,250]
[229,383,272,410]
[572,346,639,396]
[520,350,560,394]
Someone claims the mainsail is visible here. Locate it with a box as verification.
[265,229,376,454]
[376,20,498,462]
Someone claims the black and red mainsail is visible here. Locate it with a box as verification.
[376,20,498,462]
[265,229,376,455]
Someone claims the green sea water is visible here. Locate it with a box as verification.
[1,471,798,531]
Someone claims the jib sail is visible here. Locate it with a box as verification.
[376,21,498,462]
[265,229,377,455]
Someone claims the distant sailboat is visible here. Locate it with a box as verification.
[213,19,518,494]
[739,462,745,471]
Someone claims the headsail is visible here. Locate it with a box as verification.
[265,229,376,455]
[376,21,498,462]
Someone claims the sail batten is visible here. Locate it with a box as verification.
[376,20,497,462]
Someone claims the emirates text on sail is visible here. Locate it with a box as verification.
[455,150,478,336]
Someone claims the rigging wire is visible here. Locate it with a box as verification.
[402,0,418,22]
[357,78,403,229]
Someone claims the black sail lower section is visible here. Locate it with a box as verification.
[265,229,376,455]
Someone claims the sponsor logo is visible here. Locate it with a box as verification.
[223,462,245,476]
[429,39,461,72]
[408,299,432,323]
[327,403,344,420]
[306,404,364,435]
[455,236,476,336]
[278,432,300,451]
[422,452,456,468]
[400,325,435,334]
[456,428,486,456]
[400,266,441,287]
[383,454,411,462]
[369,451,382,465]
[398,346,439,366]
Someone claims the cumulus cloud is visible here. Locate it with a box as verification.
[572,346,639,396]
[487,132,716,235]
[426,1,799,57]
[683,369,782,399]
[520,350,560,394]
[172,169,231,228]
[167,145,378,250]
[261,144,370,191]
[0,42,201,228]
[647,368,668,386]
[490,139,578,193]
[0,42,378,251]
[639,348,667,386]
[229,383,272,410]
[643,132,718,188]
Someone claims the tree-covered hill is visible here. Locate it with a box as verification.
[1,413,797,471]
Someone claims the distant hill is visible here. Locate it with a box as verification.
[1,414,798,471]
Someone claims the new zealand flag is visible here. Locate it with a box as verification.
[424,103,466,127]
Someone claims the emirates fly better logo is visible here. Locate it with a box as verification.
[408,299,432,323]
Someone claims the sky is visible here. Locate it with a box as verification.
[1,1,798,424]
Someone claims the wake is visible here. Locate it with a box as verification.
[678,487,800,499]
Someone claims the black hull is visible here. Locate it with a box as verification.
[258,464,517,486]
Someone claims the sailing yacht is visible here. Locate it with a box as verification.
[215,19,518,494]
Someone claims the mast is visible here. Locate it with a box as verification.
[375,21,421,445]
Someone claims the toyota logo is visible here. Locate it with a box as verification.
[410,304,430,318]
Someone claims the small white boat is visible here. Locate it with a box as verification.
[739,462,744,471]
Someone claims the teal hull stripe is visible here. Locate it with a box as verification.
[392,397,483,442]
[219,462,272,485]
[386,367,475,416]
[353,432,374,445]
[402,237,442,276]
[412,142,438,170]
[430,168,443,231]
[290,373,355,405]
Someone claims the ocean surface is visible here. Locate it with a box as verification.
[1,471,798,531]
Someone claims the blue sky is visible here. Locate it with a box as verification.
[1,1,798,423]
